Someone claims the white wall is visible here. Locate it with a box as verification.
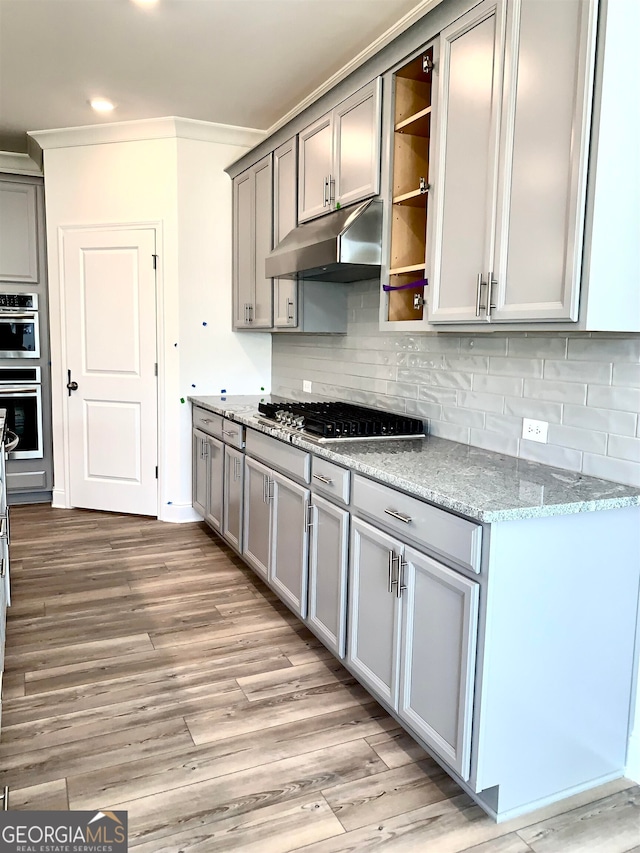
[38,121,270,522]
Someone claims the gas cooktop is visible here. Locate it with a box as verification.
[257,401,425,443]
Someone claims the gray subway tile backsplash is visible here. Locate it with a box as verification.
[271,284,640,487]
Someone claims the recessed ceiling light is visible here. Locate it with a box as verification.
[132,0,159,6]
[90,98,116,113]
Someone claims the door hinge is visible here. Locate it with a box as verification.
[422,54,435,75]
[152,254,158,270]
[155,466,158,479]
[154,362,158,376]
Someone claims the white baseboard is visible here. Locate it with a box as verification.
[51,488,70,509]
[159,503,202,524]
[626,730,640,783]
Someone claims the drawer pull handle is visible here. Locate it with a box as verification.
[387,550,398,593]
[396,558,408,599]
[384,508,412,524]
[201,418,214,424]
[0,786,8,811]
[0,559,5,578]
[222,429,238,437]
[313,473,333,485]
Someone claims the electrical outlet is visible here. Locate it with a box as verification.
[522,418,549,443]
[302,380,312,393]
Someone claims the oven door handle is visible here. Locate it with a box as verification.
[0,387,39,396]
[0,313,37,321]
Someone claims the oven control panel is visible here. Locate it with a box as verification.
[0,293,37,310]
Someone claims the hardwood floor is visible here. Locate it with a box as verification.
[1,504,638,851]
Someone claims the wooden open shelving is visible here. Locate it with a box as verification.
[385,47,434,323]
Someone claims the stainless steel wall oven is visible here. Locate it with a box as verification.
[0,293,40,358]
[0,367,43,459]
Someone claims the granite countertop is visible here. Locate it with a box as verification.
[188,395,640,524]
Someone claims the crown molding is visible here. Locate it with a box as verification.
[28,117,266,151]
[0,150,43,176]
[264,0,443,138]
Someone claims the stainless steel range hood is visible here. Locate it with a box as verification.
[265,199,382,283]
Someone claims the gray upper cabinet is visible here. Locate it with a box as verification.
[298,113,334,223]
[0,179,39,284]
[428,0,505,324]
[333,78,382,209]
[490,0,596,322]
[273,137,299,329]
[298,79,382,223]
[398,546,479,781]
[428,0,597,326]
[232,154,273,329]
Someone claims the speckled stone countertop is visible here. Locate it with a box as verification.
[189,395,640,523]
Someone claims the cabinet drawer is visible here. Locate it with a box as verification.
[311,457,350,506]
[351,475,482,573]
[193,406,223,439]
[245,429,310,484]
[221,419,245,450]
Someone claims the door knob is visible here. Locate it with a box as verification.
[67,369,78,395]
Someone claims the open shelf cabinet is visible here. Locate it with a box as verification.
[384,46,434,324]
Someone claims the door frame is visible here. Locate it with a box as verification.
[53,221,164,517]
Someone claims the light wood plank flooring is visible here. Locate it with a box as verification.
[2,505,639,851]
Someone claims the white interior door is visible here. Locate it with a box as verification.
[63,228,158,516]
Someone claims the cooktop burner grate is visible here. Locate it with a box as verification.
[257,401,424,440]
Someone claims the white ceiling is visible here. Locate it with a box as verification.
[0,0,423,153]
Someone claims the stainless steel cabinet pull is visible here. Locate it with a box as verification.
[0,559,5,578]
[487,271,497,318]
[202,418,213,424]
[328,174,335,205]
[396,558,408,599]
[384,508,412,524]
[234,457,242,481]
[287,299,295,322]
[387,550,398,593]
[475,273,485,317]
[0,786,8,811]
[249,304,254,323]
[312,473,333,485]
[304,503,314,533]
[262,473,268,504]
[267,478,274,502]
[323,176,329,207]
[222,429,237,437]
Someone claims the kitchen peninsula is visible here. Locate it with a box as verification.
[190,394,640,821]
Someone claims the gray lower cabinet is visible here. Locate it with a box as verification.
[398,546,479,780]
[348,517,479,781]
[223,445,244,552]
[204,435,224,533]
[307,493,349,658]
[347,518,402,707]
[270,470,310,619]
[242,455,272,581]
[193,428,224,533]
[192,428,209,518]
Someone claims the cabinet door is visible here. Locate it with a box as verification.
[308,494,349,658]
[273,138,299,328]
[242,456,272,581]
[491,0,596,322]
[223,445,244,552]
[347,518,402,707]
[252,154,274,328]
[233,169,254,328]
[399,546,479,781]
[298,113,333,222]
[334,79,382,208]
[270,470,310,618]
[429,0,505,323]
[192,429,209,518]
[204,436,224,533]
[0,181,39,283]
